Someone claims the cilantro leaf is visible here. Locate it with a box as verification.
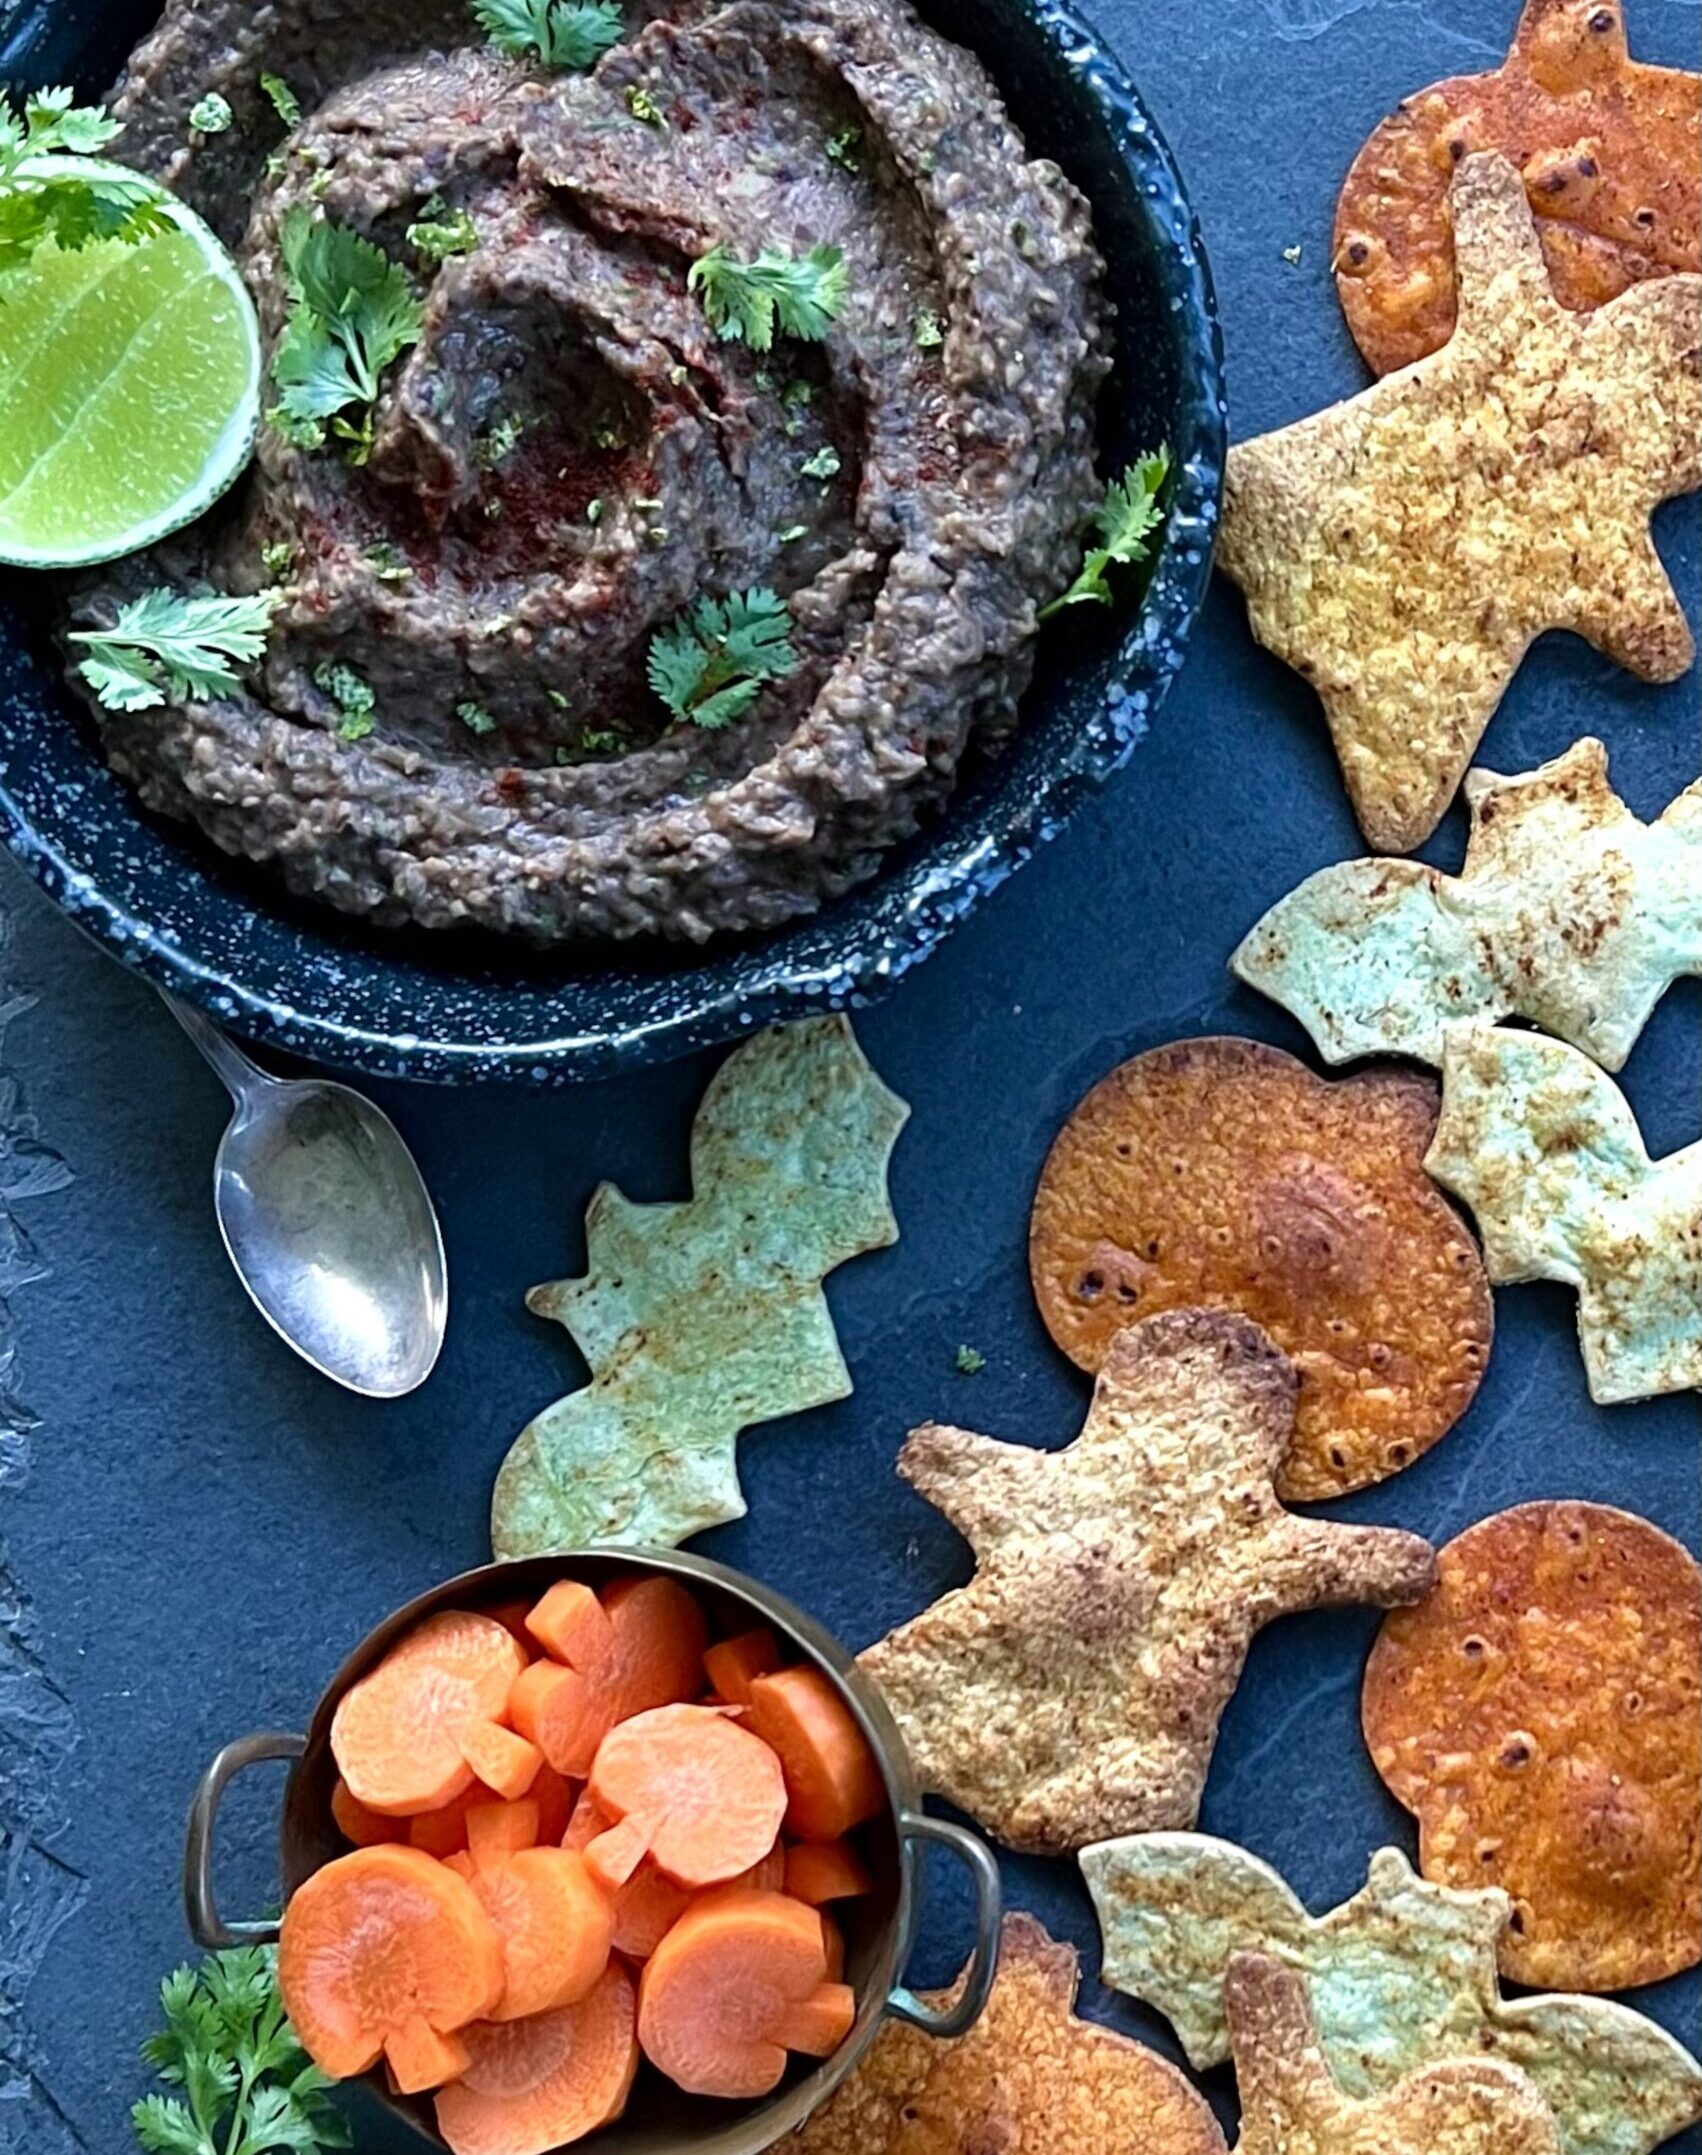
[268,209,423,461]
[1040,448,1171,620]
[71,589,278,712]
[260,75,303,128]
[688,242,847,353]
[0,87,171,276]
[132,1945,348,2155]
[406,204,478,262]
[188,93,234,136]
[648,587,798,730]
[471,0,624,71]
[457,700,498,735]
[314,660,377,740]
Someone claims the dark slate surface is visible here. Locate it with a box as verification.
[3,0,1699,2147]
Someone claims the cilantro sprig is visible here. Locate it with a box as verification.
[472,0,624,70]
[0,87,174,275]
[1041,448,1171,620]
[71,590,278,713]
[648,588,798,730]
[131,1943,349,2155]
[688,243,847,354]
[269,209,423,461]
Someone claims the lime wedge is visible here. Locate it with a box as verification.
[0,158,261,570]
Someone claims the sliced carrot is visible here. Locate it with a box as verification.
[509,1661,600,1781]
[526,1580,614,1671]
[279,1845,504,2082]
[332,1611,526,1817]
[435,1963,639,2155]
[819,1909,846,1985]
[610,1863,695,1961]
[529,1764,575,1846]
[470,1847,616,2022]
[561,1787,610,1853]
[387,2016,472,2095]
[331,1778,400,1849]
[638,1887,852,2100]
[703,1627,783,1707]
[784,1839,873,1907]
[444,1851,479,1883]
[585,1815,650,1894]
[410,1785,489,1859]
[588,1703,787,1890]
[486,1600,537,1651]
[775,1983,856,2058]
[744,1667,884,1842]
[458,1722,542,1804]
[467,1799,541,1869]
[743,1843,786,1894]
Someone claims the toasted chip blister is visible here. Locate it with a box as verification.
[1364,1502,1702,1995]
[791,1913,1227,2155]
[1228,1953,1563,2155]
[860,1308,1436,1854]
[1082,1836,1702,2155]
[1426,1022,1702,1402]
[1221,153,1701,855]
[491,1017,908,1556]
[1334,0,1700,376]
[1233,741,1702,1072]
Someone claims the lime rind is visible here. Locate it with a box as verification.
[0,156,261,570]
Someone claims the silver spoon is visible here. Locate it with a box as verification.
[164,994,448,1398]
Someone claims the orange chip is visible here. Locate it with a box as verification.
[1028,1038,1491,1502]
[1363,1501,1702,1992]
[1334,0,1699,374]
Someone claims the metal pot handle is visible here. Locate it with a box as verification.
[184,1731,307,1949]
[886,1810,1003,2041]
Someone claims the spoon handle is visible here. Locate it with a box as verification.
[162,993,274,1107]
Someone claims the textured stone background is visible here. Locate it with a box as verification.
[0,0,1697,2147]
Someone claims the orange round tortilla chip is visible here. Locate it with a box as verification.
[1334,0,1700,374]
[1029,1038,1491,1503]
[1364,1501,1702,1992]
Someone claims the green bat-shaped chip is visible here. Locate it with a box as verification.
[1081,1835,1702,2155]
[492,1017,908,1555]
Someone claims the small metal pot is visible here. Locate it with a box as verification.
[185,1549,1002,2154]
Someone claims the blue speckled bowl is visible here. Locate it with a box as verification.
[0,0,1224,1084]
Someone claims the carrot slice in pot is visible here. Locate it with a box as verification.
[331,1779,399,1849]
[784,1839,873,1906]
[637,1887,852,2100]
[744,1667,884,1842]
[279,1845,504,2082]
[435,1963,640,2155]
[589,1703,787,1890]
[703,1627,783,1706]
[525,1581,614,1671]
[332,1611,526,1817]
[458,1723,542,1804]
[466,1799,541,1869]
[387,2017,472,2095]
[469,1846,615,2022]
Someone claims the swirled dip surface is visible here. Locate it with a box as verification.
[79,0,1110,941]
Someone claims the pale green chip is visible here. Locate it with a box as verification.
[0,159,260,568]
[1426,1022,1702,1404]
[1081,1837,1702,2155]
[1233,739,1702,1075]
[492,1017,908,1554]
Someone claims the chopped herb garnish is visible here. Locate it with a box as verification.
[688,242,847,353]
[648,587,798,730]
[799,445,840,481]
[363,540,413,584]
[783,379,814,408]
[268,209,424,462]
[476,412,526,467]
[260,74,302,127]
[188,92,234,136]
[407,205,478,262]
[955,1344,987,1375]
[457,700,498,735]
[1040,448,1171,620]
[314,660,377,740]
[130,1943,349,2155]
[0,88,174,275]
[825,126,862,172]
[593,418,627,449]
[261,539,296,579]
[585,498,605,525]
[472,0,623,71]
[580,728,625,753]
[547,688,571,709]
[778,524,808,544]
[71,589,278,714]
[625,84,665,126]
[912,307,944,351]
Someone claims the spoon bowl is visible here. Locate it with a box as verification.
[169,998,447,1397]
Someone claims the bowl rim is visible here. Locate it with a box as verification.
[0,0,1226,1086]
